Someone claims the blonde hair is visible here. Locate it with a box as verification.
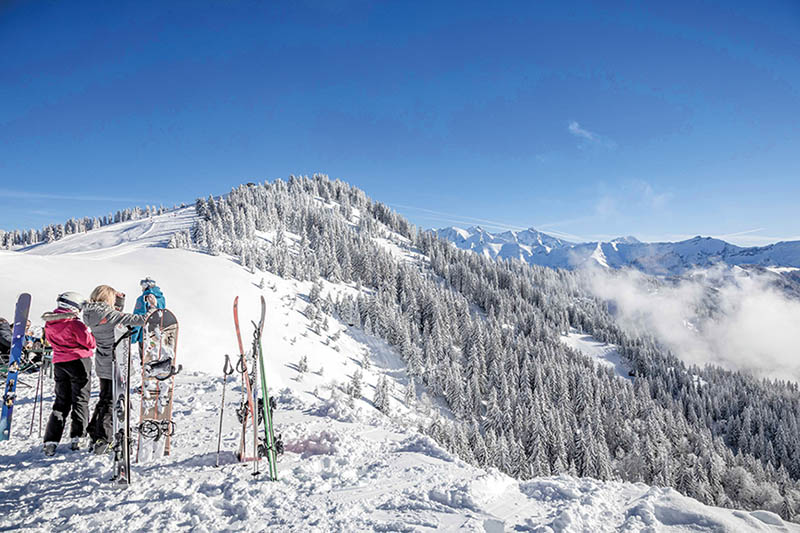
[90,285,117,307]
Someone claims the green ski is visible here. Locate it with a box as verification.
[255,295,279,481]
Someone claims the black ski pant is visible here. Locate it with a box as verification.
[88,378,113,443]
[43,358,92,444]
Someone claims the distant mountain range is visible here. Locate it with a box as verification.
[435,226,800,275]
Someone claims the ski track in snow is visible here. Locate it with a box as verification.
[2,208,799,532]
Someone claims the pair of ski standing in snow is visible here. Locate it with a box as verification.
[42,278,165,456]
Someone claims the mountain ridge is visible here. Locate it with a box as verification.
[436,225,800,275]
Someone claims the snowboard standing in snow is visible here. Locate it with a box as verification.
[112,326,134,484]
[0,293,32,441]
[136,309,180,462]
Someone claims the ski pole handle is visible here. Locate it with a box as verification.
[223,354,234,376]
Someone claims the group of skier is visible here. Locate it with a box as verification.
[3,282,285,484]
[39,277,165,456]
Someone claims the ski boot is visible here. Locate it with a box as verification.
[93,439,110,455]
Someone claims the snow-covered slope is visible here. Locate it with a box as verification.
[1,208,254,375]
[5,373,794,532]
[560,331,630,381]
[2,208,798,531]
[437,227,800,275]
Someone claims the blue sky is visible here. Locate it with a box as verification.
[1,1,798,245]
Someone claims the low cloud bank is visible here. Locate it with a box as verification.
[584,266,800,382]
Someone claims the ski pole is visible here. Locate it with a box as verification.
[216,354,234,467]
[36,360,44,437]
[38,358,44,437]
[38,355,46,437]
[28,361,43,437]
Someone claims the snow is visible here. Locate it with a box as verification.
[767,267,800,274]
[590,242,610,269]
[373,235,428,269]
[560,331,631,381]
[438,226,800,275]
[2,209,798,532]
[20,209,196,256]
[1,208,261,376]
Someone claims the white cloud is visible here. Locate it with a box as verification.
[568,121,597,141]
[712,231,800,247]
[715,228,765,239]
[568,121,617,149]
[594,194,618,217]
[631,180,673,209]
[391,203,526,232]
[584,266,800,381]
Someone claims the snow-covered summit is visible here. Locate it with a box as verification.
[611,235,641,245]
[434,225,572,264]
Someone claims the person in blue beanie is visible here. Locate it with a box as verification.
[131,277,165,345]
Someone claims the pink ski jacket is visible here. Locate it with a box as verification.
[44,308,96,364]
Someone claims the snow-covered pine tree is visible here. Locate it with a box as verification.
[374,375,391,414]
[348,370,363,400]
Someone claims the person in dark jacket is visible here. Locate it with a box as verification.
[130,277,165,344]
[0,318,11,358]
[83,285,147,453]
[43,292,96,456]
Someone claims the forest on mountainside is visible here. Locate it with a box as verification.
[187,175,800,521]
[7,174,796,520]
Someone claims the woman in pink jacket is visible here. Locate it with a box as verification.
[43,291,96,456]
